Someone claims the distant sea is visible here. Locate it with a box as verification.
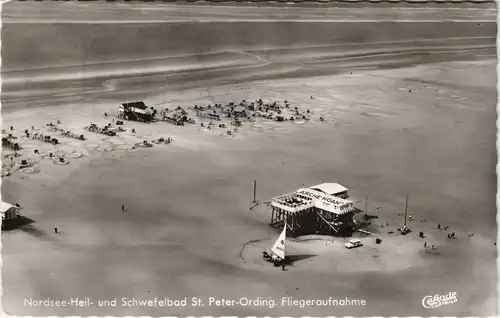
[1,2,496,109]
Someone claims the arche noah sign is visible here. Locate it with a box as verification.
[297,189,346,206]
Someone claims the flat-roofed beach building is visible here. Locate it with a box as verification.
[1,202,21,230]
[269,183,356,236]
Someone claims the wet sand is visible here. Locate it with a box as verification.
[2,1,496,23]
[1,2,497,316]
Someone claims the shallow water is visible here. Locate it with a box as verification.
[1,21,496,110]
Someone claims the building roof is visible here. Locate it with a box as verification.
[0,202,20,219]
[0,202,18,213]
[121,101,147,109]
[313,198,353,215]
[297,188,351,206]
[271,192,314,213]
[296,188,353,215]
[271,188,354,215]
[310,183,348,195]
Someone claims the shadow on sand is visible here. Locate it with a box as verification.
[2,217,56,241]
[2,215,36,231]
[285,254,316,264]
[19,225,53,240]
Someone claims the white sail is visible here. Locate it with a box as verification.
[271,226,286,260]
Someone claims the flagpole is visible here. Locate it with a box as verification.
[365,195,368,214]
[253,180,257,203]
[404,195,409,227]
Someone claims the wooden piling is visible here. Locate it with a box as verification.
[365,195,368,214]
[404,195,409,227]
[253,180,257,203]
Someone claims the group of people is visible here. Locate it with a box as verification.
[423,223,480,251]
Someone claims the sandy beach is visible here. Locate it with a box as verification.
[1,2,497,316]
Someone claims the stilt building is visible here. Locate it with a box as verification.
[269,183,357,237]
[119,101,153,122]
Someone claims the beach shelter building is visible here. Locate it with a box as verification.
[1,202,21,230]
[269,183,356,237]
[119,101,153,122]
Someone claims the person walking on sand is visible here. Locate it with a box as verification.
[54,226,58,234]
[122,205,125,212]
[424,242,427,248]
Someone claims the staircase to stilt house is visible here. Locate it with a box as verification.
[316,210,340,234]
[130,111,144,122]
[269,217,285,229]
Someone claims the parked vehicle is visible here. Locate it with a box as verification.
[345,239,363,249]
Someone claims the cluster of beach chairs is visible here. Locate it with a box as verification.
[159,107,195,126]
[194,98,313,124]
[195,102,248,121]
[200,121,230,129]
[199,121,238,136]
[151,98,319,131]
[152,137,173,145]
[84,124,117,136]
[30,132,59,145]
[197,109,221,121]
[2,135,21,151]
[62,130,86,141]
[47,126,86,141]
[135,140,153,148]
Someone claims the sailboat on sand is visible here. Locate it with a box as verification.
[262,225,287,266]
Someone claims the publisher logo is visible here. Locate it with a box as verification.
[422,292,458,309]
